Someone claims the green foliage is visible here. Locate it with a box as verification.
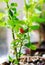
[25,43,36,50]
[4,0,9,3]
[8,56,13,62]
[14,59,19,64]
[0,0,9,2]
[0,21,6,27]
[30,25,40,30]
[0,0,45,65]
[0,13,5,19]
[30,44,37,50]
[11,3,18,7]
[25,43,31,48]
[44,0,45,2]
[32,17,45,23]
[11,39,21,49]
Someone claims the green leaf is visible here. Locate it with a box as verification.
[25,43,37,50]
[0,22,6,27]
[8,56,13,62]
[44,0,45,2]
[36,5,42,11]
[36,18,45,23]
[14,59,19,64]
[14,24,21,32]
[11,39,21,49]
[11,8,16,14]
[8,19,14,27]
[11,41,16,47]
[4,0,9,3]
[17,34,22,38]
[11,3,18,7]
[39,0,43,5]
[19,20,26,25]
[30,44,37,50]
[32,16,45,23]
[30,25,40,30]
[8,10,13,17]
[25,43,31,48]
[0,13,5,19]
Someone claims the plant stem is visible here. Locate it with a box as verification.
[12,29,15,40]
[12,29,19,65]
[12,29,18,59]
[28,29,30,43]
[19,39,23,58]
[6,2,18,64]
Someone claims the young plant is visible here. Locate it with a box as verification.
[0,0,45,65]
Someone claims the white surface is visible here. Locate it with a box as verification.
[30,31,40,42]
[42,54,45,58]
[0,55,8,64]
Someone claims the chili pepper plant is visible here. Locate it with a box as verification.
[0,0,45,65]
